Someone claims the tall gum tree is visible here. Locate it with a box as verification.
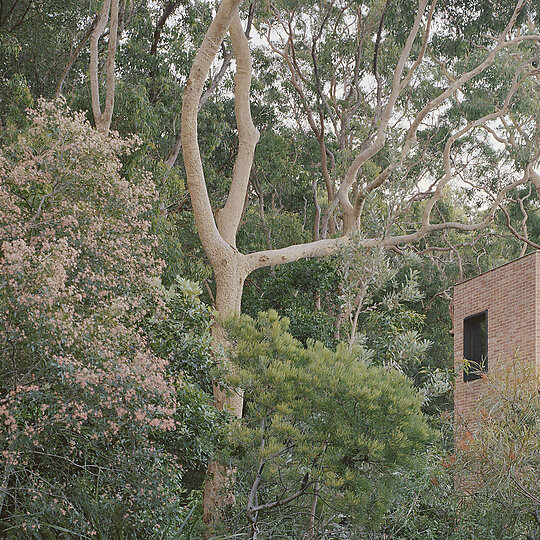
[180,0,540,523]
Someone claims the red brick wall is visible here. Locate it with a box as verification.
[453,251,539,430]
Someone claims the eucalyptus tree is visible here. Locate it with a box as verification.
[180,0,540,522]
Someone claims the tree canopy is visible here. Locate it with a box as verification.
[0,0,539,537]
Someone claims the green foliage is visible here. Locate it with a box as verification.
[373,447,460,539]
[371,447,527,539]
[220,310,436,538]
[0,1,538,537]
[336,245,433,375]
[148,277,229,471]
[454,357,540,538]
[243,259,339,347]
[0,0,87,102]
[373,359,540,540]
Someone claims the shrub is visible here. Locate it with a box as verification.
[220,310,436,538]
[0,100,192,537]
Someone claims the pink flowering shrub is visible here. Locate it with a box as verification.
[0,100,190,537]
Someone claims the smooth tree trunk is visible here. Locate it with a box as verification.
[89,0,119,134]
[202,256,248,526]
[212,261,248,417]
[180,0,540,530]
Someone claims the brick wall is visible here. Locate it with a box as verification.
[453,251,539,431]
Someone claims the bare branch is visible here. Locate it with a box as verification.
[167,4,255,168]
[181,0,244,267]
[420,55,534,230]
[250,479,314,513]
[312,179,321,241]
[500,182,540,252]
[509,469,540,506]
[90,0,112,124]
[267,21,338,229]
[334,0,431,230]
[372,0,389,120]
[166,47,234,168]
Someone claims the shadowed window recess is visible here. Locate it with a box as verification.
[463,311,488,382]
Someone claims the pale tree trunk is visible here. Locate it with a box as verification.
[180,0,540,530]
[181,3,258,526]
[89,0,120,134]
[202,259,248,526]
[212,263,248,416]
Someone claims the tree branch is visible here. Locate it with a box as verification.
[181,0,244,266]
[89,0,120,134]
[55,15,99,98]
[334,0,431,230]
[250,479,314,513]
[215,9,260,247]
[167,4,255,168]
[149,1,182,103]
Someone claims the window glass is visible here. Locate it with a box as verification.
[463,311,488,382]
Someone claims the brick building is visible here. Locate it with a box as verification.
[453,251,540,430]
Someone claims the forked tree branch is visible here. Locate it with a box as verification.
[215,10,260,247]
[181,0,244,266]
[351,1,536,232]
[420,55,534,228]
[333,0,532,232]
[168,3,255,168]
[244,165,534,273]
[89,0,120,134]
[332,0,432,231]
[183,0,540,279]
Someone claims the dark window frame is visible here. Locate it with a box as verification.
[463,311,488,382]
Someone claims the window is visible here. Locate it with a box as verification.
[463,311,488,382]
